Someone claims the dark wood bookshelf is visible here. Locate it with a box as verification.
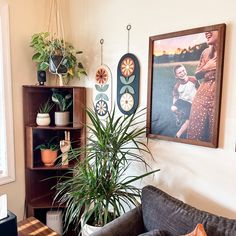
[23,85,86,235]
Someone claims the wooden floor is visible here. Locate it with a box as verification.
[18,217,59,236]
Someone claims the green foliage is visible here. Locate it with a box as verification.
[54,107,160,233]
[30,32,87,80]
[38,98,55,113]
[51,89,73,112]
[35,136,59,151]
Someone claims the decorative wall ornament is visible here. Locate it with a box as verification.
[94,39,113,117]
[117,25,140,115]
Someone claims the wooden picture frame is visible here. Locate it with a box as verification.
[147,24,226,148]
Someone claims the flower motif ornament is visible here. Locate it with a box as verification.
[95,100,108,116]
[121,57,135,77]
[96,68,108,85]
[120,93,134,112]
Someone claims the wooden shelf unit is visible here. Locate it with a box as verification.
[23,85,86,235]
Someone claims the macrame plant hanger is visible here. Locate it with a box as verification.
[48,0,67,86]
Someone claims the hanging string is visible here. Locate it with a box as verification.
[100,39,104,65]
[126,24,131,53]
[48,0,65,45]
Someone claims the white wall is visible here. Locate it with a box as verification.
[1,0,236,221]
[0,0,71,220]
[70,0,236,218]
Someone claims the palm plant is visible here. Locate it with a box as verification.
[54,107,159,232]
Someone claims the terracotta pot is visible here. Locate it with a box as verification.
[36,113,50,126]
[41,149,58,166]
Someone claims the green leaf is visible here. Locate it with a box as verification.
[127,75,135,84]
[39,62,49,71]
[95,84,102,92]
[100,93,109,101]
[32,53,41,61]
[127,86,135,94]
[120,86,127,94]
[100,84,109,92]
[95,94,102,101]
[120,76,127,84]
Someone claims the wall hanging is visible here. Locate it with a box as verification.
[146,23,226,148]
[117,25,140,115]
[94,39,113,117]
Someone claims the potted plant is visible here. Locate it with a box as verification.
[54,107,160,234]
[30,32,87,85]
[51,89,73,126]
[35,136,59,167]
[36,98,55,126]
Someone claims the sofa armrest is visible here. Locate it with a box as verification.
[91,205,144,236]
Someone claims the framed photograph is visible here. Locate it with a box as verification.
[146,24,226,148]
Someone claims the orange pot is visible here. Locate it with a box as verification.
[41,149,58,166]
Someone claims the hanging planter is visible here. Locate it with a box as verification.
[30,0,87,85]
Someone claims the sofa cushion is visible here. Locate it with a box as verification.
[138,229,167,236]
[141,185,236,236]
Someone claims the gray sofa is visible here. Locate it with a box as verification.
[92,185,236,236]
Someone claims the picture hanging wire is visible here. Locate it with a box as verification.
[100,39,104,65]
[126,24,131,53]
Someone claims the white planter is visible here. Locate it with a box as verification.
[81,220,101,236]
[55,111,70,126]
[36,113,50,126]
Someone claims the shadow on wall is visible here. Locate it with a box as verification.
[183,188,236,219]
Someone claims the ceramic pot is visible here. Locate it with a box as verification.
[41,149,58,166]
[81,218,101,236]
[36,113,50,126]
[49,55,67,74]
[55,111,70,126]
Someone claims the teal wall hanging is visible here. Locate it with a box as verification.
[117,25,140,115]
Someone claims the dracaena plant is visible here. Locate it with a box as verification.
[53,107,160,233]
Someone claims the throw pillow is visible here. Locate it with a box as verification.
[138,229,167,236]
[184,224,207,236]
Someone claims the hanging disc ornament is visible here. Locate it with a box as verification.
[117,24,140,115]
[94,39,113,117]
[117,53,140,115]
[94,64,112,117]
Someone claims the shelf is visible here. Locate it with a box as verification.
[29,194,66,209]
[27,164,75,170]
[23,85,83,89]
[26,125,84,130]
[23,85,86,226]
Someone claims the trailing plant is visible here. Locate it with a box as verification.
[30,32,87,80]
[51,89,73,112]
[54,107,160,233]
[35,136,59,151]
[38,99,55,113]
